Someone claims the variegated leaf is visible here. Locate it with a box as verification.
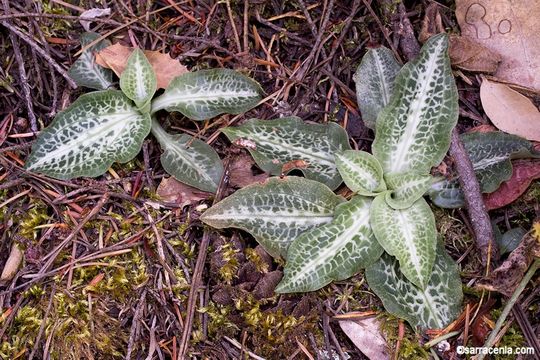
[68,32,113,90]
[353,47,401,130]
[25,90,151,179]
[372,34,458,175]
[222,117,351,190]
[151,119,223,193]
[384,172,433,209]
[335,150,386,195]
[151,69,262,120]
[462,131,540,193]
[120,49,156,112]
[370,195,436,289]
[427,178,464,209]
[275,196,384,293]
[428,132,540,208]
[200,176,345,258]
[365,242,463,330]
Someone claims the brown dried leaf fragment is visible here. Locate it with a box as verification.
[96,43,188,89]
[156,177,212,208]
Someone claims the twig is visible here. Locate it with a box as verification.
[178,159,230,359]
[394,3,420,60]
[126,289,147,359]
[476,259,540,360]
[1,0,38,131]
[0,20,76,89]
[450,129,498,265]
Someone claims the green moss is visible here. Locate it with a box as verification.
[218,243,240,284]
[19,200,50,240]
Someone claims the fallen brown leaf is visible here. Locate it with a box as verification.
[339,317,390,360]
[456,0,540,90]
[449,35,501,73]
[476,226,539,296]
[229,154,268,188]
[480,79,540,141]
[95,43,188,89]
[0,244,23,282]
[484,159,540,210]
[156,177,212,208]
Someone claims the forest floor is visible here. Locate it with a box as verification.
[0,0,539,359]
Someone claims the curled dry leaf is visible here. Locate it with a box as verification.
[0,244,23,282]
[456,0,540,90]
[96,43,188,89]
[480,79,540,141]
[339,317,390,360]
[484,159,540,210]
[476,227,539,296]
[156,177,212,208]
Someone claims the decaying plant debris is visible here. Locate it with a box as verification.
[1,1,539,359]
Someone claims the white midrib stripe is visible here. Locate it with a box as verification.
[339,155,378,189]
[285,207,370,285]
[206,214,334,221]
[374,51,391,105]
[166,143,215,185]
[390,45,442,173]
[420,288,443,328]
[396,210,422,282]
[473,155,508,170]
[152,89,258,111]
[28,113,133,169]
[253,136,336,167]
[134,61,147,101]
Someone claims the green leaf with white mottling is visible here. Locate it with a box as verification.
[462,131,540,193]
[336,150,386,195]
[428,132,540,208]
[200,176,345,258]
[384,172,433,209]
[370,195,436,289]
[151,69,263,120]
[427,178,464,209]
[353,47,401,130]
[275,196,384,293]
[120,49,156,112]
[372,34,458,176]
[25,90,150,179]
[68,32,113,90]
[222,117,351,190]
[151,119,223,193]
[365,242,463,330]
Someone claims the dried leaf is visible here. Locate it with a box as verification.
[156,177,212,208]
[96,43,188,89]
[456,0,540,90]
[449,36,501,73]
[480,79,540,141]
[0,244,23,282]
[79,8,111,31]
[339,317,390,360]
[229,154,268,188]
[477,228,539,296]
[484,159,540,210]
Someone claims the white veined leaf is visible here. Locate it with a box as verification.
[384,172,433,209]
[372,33,458,175]
[151,118,223,193]
[427,178,464,209]
[353,47,401,130]
[335,150,386,196]
[120,48,157,113]
[25,90,151,179]
[200,176,345,258]
[365,242,463,330]
[68,32,113,90]
[370,194,436,289]
[462,131,540,193]
[222,117,351,190]
[275,196,384,293]
[151,69,263,120]
[428,132,540,208]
